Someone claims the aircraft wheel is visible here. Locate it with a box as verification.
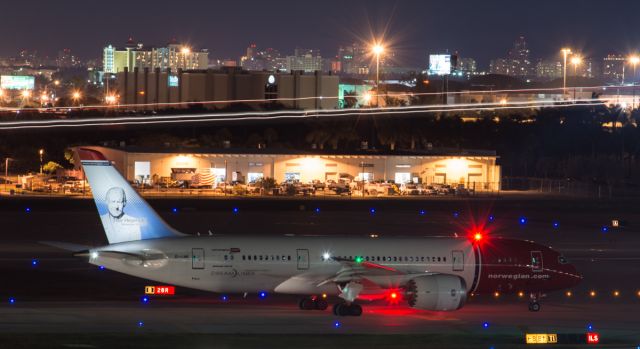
[299,298,315,310]
[528,301,541,312]
[349,303,363,316]
[315,299,328,310]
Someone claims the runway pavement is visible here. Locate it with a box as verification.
[0,197,639,348]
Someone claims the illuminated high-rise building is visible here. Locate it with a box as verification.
[103,38,208,74]
[603,54,625,83]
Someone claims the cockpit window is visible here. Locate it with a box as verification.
[558,255,568,264]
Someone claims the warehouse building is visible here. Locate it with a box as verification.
[115,68,339,110]
[75,146,501,191]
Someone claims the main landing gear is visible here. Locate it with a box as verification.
[299,297,328,311]
[528,292,542,312]
[333,302,363,317]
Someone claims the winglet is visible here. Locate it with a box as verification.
[77,148,108,161]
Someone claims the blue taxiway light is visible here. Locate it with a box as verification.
[483,322,490,329]
[172,208,178,213]
[31,259,38,266]
[141,296,150,304]
[587,324,594,331]
[369,208,376,214]
[601,226,609,233]
[519,217,527,225]
[453,211,460,218]
[315,208,321,213]
[221,295,228,301]
[138,321,144,327]
[233,207,239,213]
[99,265,105,270]
[488,215,495,222]
[334,321,341,328]
[419,210,426,215]
[553,221,560,228]
[25,208,31,213]
[8,298,15,304]
[259,291,267,299]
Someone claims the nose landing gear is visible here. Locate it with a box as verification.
[528,292,542,312]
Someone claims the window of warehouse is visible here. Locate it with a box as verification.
[134,161,151,185]
[394,172,411,184]
[248,172,264,183]
[285,172,301,181]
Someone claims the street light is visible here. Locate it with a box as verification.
[629,55,640,109]
[570,56,582,101]
[4,158,12,194]
[38,149,44,175]
[371,43,385,107]
[561,48,572,97]
[570,56,582,76]
[71,91,82,105]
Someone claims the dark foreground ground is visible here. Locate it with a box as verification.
[0,196,639,348]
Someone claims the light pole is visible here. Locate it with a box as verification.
[372,43,385,107]
[570,56,582,101]
[4,157,12,194]
[561,48,572,98]
[629,56,640,109]
[39,149,44,175]
[71,91,82,106]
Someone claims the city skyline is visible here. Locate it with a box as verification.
[3,0,640,68]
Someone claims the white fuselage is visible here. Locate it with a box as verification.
[90,236,480,296]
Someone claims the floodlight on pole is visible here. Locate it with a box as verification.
[561,48,572,96]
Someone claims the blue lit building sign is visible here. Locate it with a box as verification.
[168,75,179,87]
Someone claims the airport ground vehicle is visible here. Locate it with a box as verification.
[58,149,582,317]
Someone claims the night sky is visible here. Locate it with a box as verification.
[4,0,640,68]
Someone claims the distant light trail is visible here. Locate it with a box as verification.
[0,84,630,112]
[0,100,606,130]
[0,98,608,126]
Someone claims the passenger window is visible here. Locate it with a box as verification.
[242,255,246,261]
[558,256,568,264]
[421,257,425,262]
[288,256,291,261]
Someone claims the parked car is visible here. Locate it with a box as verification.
[327,180,351,195]
[310,180,326,191]
[400,183,421,195]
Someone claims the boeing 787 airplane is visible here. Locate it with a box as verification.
[71,148,581,316]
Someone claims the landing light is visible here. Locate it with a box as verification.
[322,252,331,261]
[90,252,99,259]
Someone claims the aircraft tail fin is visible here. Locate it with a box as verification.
[77,148,184,244]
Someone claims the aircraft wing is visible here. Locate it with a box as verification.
[275,257,433,294]
[316,257,430,286]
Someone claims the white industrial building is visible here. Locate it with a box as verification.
[75,146,501,191]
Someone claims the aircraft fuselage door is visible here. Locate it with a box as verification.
[192,248,205,269]
[297,249,309,270]
[452,250,464,271]
[531,251,543,272]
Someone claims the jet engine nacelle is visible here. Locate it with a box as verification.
[405,274,467,311]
